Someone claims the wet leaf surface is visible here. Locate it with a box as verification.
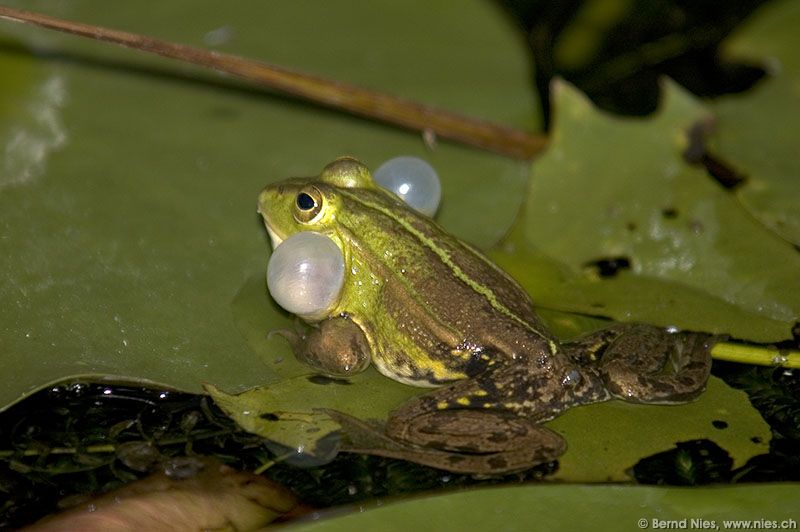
[0,0,533,410]
[492,80,800,342]
[287,483,798,532]
[1,3,798,525]
[710,0,800,245]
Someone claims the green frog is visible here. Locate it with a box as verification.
[257,157,713,474]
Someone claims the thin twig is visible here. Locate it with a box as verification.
[0,6,547,160]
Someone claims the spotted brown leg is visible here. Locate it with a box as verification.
[381,354,607,474]
[565,324,714,404]
[329,407,565,475]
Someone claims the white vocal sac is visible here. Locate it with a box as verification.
[374,156,441,217]
[267,231,345,320]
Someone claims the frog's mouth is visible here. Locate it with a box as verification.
[265,224,284,250]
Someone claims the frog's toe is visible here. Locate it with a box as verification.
[267,327,303,348]
[601,329,714,403]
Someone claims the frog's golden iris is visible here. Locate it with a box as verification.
[258,157,714,474]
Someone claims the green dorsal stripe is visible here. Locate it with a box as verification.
[340,190,554,350]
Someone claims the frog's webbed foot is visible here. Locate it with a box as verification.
[569,324,714,404]
[268,317,308,349]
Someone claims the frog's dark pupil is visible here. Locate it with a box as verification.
[296,193,316,211]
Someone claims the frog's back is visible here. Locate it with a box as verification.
[335,186,555,385]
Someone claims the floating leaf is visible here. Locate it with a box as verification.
[0,0,534,411]
[282,483,799,531]
[548,376,769,482]
[710,0,800,245]
[205,368,422,462]
[493,79,799,342]
[210,300,770,481]
[491,245,791,342]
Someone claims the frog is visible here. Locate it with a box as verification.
[257,157,713,474]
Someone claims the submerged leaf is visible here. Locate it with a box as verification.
[498,0,767,119]
[25,458,298,531]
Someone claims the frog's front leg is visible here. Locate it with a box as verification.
[565,324,713,403]
[277,316,371,377]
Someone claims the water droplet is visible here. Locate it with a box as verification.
[203,25,235,47]
[561,370,582,386]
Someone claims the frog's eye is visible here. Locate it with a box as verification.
[294,186,324,224]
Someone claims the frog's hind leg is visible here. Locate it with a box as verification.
[384,357,605,473]
[386,407,566,474]
[332,407,563,475]
[571,324,714,404]
[390,354,606,425]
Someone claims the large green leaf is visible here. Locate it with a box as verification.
[207,372,769,482]
[493,79,799,342]
[0,0,535,410]
[211,284,769,481]
[711,0,800,246]
[0,0,790,495]
[548,375,768,482]
[286,483,799,532]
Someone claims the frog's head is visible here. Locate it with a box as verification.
[258,157,382,249]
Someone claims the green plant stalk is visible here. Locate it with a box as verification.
[712,341,800,369]
[0,443,116,459]
[0,429,233,460]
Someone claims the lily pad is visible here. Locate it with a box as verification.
[494,79,799,342]
[710,0,800,246]
[285,483,800,532]
[548,376,769,482]
[212,291,770,481]
[0,0,786,488]
[206,372,769,481]
[0,0,534,411]
[490,245,792,342]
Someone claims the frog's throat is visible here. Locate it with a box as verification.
[266,225,283,250]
